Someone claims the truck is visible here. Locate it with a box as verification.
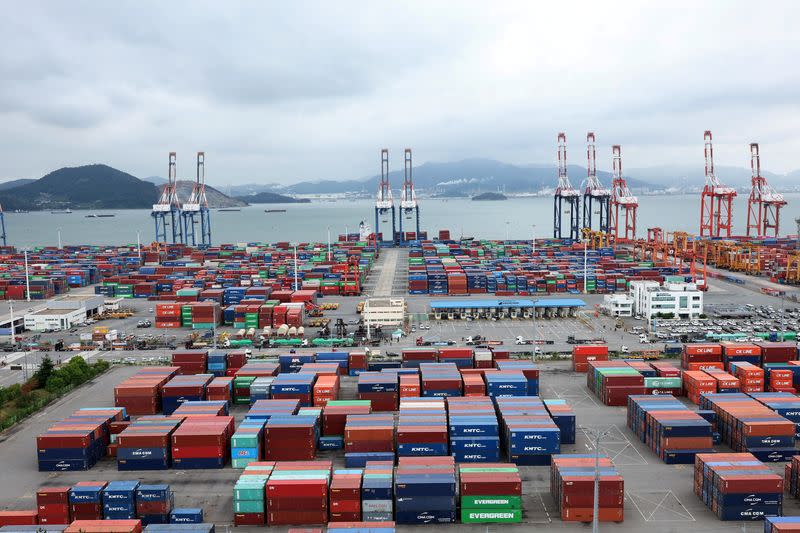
[464,336,503,346]
[515,336,554,346]
[416,337,456,347]
[566,335,605,345]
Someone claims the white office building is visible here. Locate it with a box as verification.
[629,279,703,321]
[363,297,406,329]
[602,294,634,317]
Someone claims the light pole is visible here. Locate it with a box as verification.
[531,224,536,256]
[8,300,14,349]
[24,249,31,302]
[57,228,62,249]
[581,427,611,533]
[505,221,510,242]
[292,244,299,291]
[137,231,141,261]
[583,238,588,295]
[326,226,332,261]
[581,426,612,533]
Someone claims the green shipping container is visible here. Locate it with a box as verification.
[460,508,522,523]
[644,377,682,389]
[233,500,264,513]
[461,495,522,509]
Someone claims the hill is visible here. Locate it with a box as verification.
[0,165,158,210]
[278,158,661,195]
[472,192,507,201]
[0,179,36,191]
[235,192,310,204]
[174,181,248,208]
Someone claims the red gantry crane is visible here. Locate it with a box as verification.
[609,145,638,242]
[699,131,736,238]
[746,142,786,238]
[553,132,581,240]
[582,132,611,233]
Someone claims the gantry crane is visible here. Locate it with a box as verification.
[700,131,736,238]
[553,133,580,240]
[746,143,786,238]
[182,151,212,248]
[582,132,610,233]
[374,148,396,247]
[609,145,638,242]
[398,148,420,244]
[0,202,6,247]
[151,152,184,244]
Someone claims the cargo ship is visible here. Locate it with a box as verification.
[85,214,115,218]
[218,208,241,212]
[265,209,287,213]
[50,208,72,214]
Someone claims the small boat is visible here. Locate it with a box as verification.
[50,208,72,214]
[218,208,241,212]
[265,209,287,213]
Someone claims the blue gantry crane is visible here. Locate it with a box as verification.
[182,151,212,248]
[582,132,611,233]
[151,152,184,244]
[374,148,396,247]
[398,148,420,245]
[553,132,581,240]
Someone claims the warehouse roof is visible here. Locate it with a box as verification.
[430,298,587,310]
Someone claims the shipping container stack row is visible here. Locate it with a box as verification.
[114,367,180,416]
[407,240,690,296]
[395,457,457,524]
[15,482,184,529]
[699,393,796,462]
[751,392,800,440]
[459,464,523,523]
[37,407,128,472]
[396,398,448,457]
[495,397,561,465]
[586,360,682,406]
[571,345,609,372]
[681,341,798,372]
[103,243,374,300]
[694,452,783,520]
[627,395,714,464]
[550,454,624,522]
[447,397,500,462]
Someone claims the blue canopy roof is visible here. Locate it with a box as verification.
[430,298,586,310]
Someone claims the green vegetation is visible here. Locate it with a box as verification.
[236,191,311,204]
[0,355,110,431]
[0,164,158,210]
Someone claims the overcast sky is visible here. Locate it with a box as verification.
[2,1,799,185]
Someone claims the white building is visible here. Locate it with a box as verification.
[24,308,87,332]
[629,279,703,321]
[23,294,105,332]
[363,297,406,330]
[602,294,634,317]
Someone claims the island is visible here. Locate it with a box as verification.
[234,192,311,204]
[471,192,508,201]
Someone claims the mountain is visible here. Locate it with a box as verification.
[0,165,158,210]
[278,158,660,195]
[626,165,798,191]
[173,181,248,208]
[142,175,167,186]
[235,192,310,204]
[0,178,36,191]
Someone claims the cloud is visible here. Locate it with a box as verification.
[0,0,799,184]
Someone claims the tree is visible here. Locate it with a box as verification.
[45,376,66,393]
[36,355,55,386]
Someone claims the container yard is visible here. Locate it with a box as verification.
[4,236,800,532]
